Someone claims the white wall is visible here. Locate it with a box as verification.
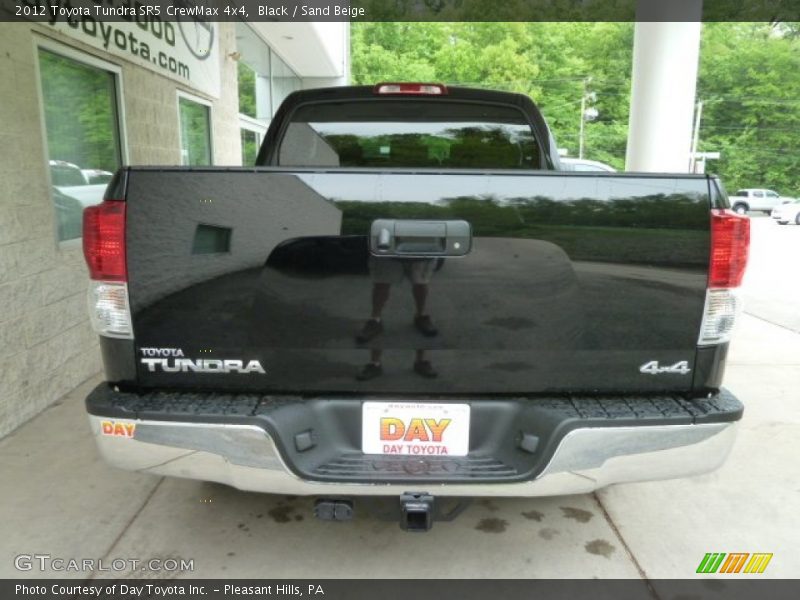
[0,22,241,437]
[0,18,350,437]
[252,22,349,83]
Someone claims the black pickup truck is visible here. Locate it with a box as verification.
[83,84,749,531]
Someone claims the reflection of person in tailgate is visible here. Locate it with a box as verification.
[355,256,439,380]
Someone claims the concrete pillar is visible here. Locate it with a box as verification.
[625,2,703,172]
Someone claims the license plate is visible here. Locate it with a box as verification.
[361,402,470,457]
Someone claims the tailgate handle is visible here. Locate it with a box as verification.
[370,219,472,257]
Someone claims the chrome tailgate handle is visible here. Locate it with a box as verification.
[370,219,472,257]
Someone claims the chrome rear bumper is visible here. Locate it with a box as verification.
[88,415,737,497]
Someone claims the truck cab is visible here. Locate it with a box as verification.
[81,84,749,531]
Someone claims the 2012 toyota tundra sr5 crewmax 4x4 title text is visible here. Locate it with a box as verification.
[82,84,749,531]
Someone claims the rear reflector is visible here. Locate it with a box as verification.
[698,289,740,346]
[83,200,127,282]
[709,209,749,288]
[374,83,448,96]
[87,281,133,339]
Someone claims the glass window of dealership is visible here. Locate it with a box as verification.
[235,22,301,165]
[36,22,301,243]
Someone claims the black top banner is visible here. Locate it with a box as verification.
[3,0,800,22]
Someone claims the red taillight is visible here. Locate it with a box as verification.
[373,82,448,96]
[709,208,749,288]
[83,200,127,282]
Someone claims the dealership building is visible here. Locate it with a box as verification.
[0,18,349,436]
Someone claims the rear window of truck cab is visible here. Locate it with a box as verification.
[277,100,543,169]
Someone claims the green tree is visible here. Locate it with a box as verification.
[39,50,120,172]
[698,22,800,193]
[238,61,257,119]
[351,22,634,167]
[351,21,800,190]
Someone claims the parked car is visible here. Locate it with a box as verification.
[771,198,800,225]
[82,83,748,531]
[81,168,114,185]
[560,157,617,172]
[49,160,110,241]
[729,188,795,215]
[49,160,108,207]
[52,186,84,241]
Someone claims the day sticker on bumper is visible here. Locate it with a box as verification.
[100,420,136,438]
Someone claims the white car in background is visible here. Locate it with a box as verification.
[49,160,111,241]
[81,168,114,185]
[771,198,800,225]
[49,160,109,207]
[560,157,617,172]
[729,188,795,215]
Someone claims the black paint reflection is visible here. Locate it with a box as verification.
[254,234,582,385]
[127,169,710,394]
[336,193,709,268]
[354,255,442,381]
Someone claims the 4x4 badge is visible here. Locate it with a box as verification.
[639,360,692,375]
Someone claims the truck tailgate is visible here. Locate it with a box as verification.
[122,167,711,395]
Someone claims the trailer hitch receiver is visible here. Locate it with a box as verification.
[400,492,434,532]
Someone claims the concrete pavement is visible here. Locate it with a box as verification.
[0,373,642,579]
[740,216,800,333]
[1,216,798,580]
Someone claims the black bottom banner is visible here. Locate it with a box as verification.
[3,579,800,600]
